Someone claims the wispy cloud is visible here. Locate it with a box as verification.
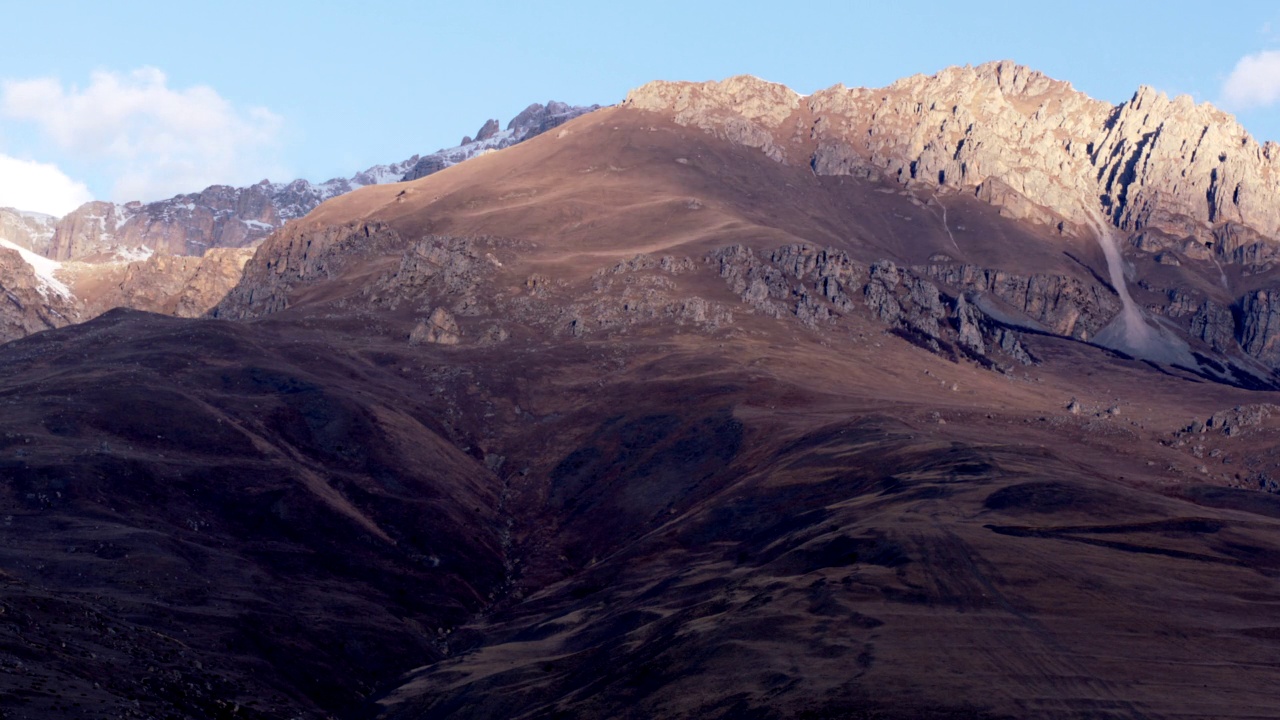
[0,154,92,216]
[1,68,286,202]
[1221,50,1280,110]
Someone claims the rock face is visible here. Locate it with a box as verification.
[1235,290,1280,367]
[410,307,461,345]
[921,263,1119,340]
[47,201,135,260]
[74,248,255,320]
[474,119,501,142]
[711,243,861,324]
[214,221,405,318]
[625,75,801,162]
[0,207,57,256]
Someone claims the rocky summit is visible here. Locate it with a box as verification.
[4,64,1280,720]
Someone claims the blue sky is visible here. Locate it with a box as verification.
[2,0,1279,215]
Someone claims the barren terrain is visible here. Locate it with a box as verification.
[3,78,1280,719]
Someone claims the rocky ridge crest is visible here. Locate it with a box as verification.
[625,61,1280,249]
[45,101,598,262]
[402,101,600,181]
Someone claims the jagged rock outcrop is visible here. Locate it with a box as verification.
[365,235,499,319]
[1093,88,1279,238]
[1179,404,1280,438]
[1159,288,1238,357]
[625,76,801,163]
[508,101,593,136]
[625,62,1280,254]
[920,263,1120,340]
[410,307,461,345]
[554,254,726,336]
[474,119,501,143]
[863,259,1033,366]
[710,244,1032,368]
[712,243,861,324]
[401,101,599,182]
[214,222,406,318]
[1190,300,1236,353]
[1235,289,1280,367]
[1200,282,1280,372]
[0,207,57,256]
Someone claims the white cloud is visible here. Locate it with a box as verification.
[0,154,92,216]
[1,67,286,202]
[1221,50,1280,110]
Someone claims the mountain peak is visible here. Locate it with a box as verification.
[624,62,1280,243]
[625,74,802,127]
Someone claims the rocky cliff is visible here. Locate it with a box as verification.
[0,245,76,342]
[0,207,58,256]
[69,247,255,320]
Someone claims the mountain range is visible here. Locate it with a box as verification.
[3,62,1280,719]
[0,101,597,344]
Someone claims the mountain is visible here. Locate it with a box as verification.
[627,63,1280,245]
[621,62,1280,374]
[44,101,599,261]
[0,101,597,344]
[4,63,1280,720]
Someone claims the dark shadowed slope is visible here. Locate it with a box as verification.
[0,310,506,718]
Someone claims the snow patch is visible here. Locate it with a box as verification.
[0,237,72,299]
[114,204,134,230]
[112,245,153,263]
